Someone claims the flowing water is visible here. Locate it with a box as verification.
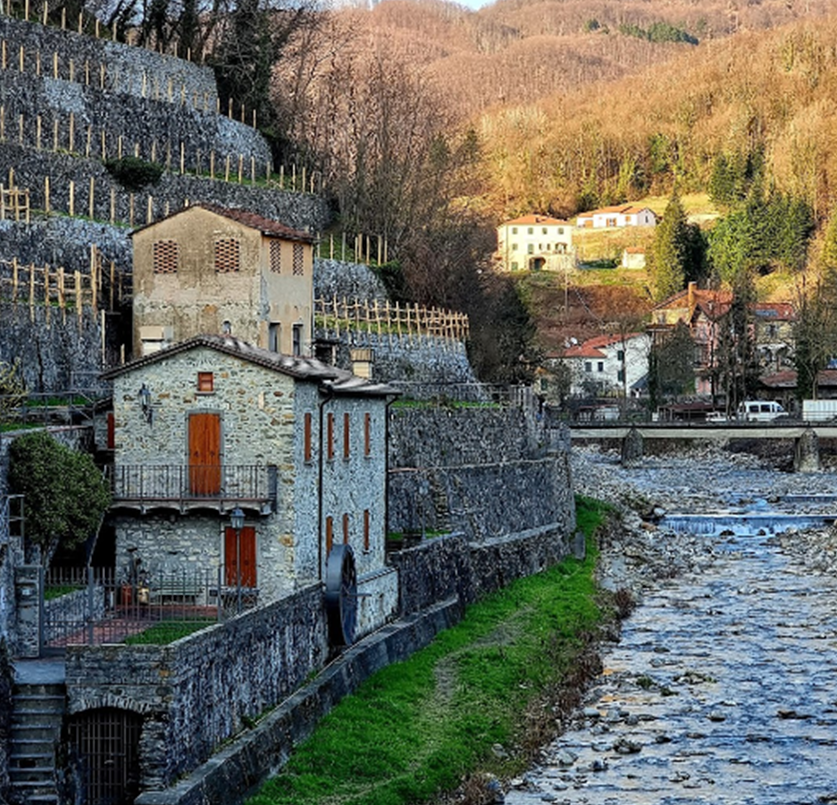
[506,458,837,804]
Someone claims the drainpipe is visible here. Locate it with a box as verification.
[317,384,335,581]
[385,394,397,551]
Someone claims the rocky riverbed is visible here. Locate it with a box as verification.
[501,445,837,804]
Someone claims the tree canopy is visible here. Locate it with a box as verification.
[8,432,111,566]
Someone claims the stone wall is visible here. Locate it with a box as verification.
[64,583,328,789]
[388,407,575,542]
[313,259,389,303]
[0,145,331,236]
[0,17,218,106]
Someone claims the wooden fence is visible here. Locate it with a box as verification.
[0,184,29,221]
[315,297,469,344]
[0,249,128,323]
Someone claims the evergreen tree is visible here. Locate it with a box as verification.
[648,321,695,410]
[650,193,688,301]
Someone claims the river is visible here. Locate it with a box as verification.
[505,448,837,804]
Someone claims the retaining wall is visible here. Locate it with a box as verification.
[65,583,329,789]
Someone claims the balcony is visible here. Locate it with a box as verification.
[110,465,277,514]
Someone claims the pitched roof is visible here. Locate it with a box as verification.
[576,205,656,218]
[501,214,571,226]
[562,332,643,358]
[101,334,399,397]
[129,203,314,243]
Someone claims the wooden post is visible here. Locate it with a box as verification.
[85,125,91,158]
[147,195,153,224]
[0,105,4,143]
[11,258,18,307]
[330,234,334,260]
[68,180,74,217]
[75,270,83,328]
[301,166,306,194]
[225,156,230,182]
[68,58,74,82]
[117,134,122,159]
[88,176,94,219]
[44,176,50,213]
[42,0,47,24]
[90,246,98,313]
[99,63,105,90]
[52,50,57,79]
[110,187,115,225]
[109,261,115,310]
[210,150,215,179]
[0,185,5,221]
[35,50,40,76]
[18,45,23,73]
[237,154,242,183]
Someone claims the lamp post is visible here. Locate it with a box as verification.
[230,507,245,612]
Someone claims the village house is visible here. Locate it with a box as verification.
[560,332,650,397]
[621,246,647,269]
[130,204,314,358]
[495,214,574,271]
[650,283,795,396]
[576,204,657,228]
[102,333,400,637]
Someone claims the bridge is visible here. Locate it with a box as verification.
[569,422,837,472]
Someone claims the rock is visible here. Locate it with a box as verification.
[613,737,642,754]
[554,749,577,767]
[492,743,509,759]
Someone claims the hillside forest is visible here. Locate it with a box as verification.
[10,0,837,388]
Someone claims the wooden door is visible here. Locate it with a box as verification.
[224,526,256,587]
[188,413,221,495]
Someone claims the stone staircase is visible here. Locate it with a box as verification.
[8,682,66,805]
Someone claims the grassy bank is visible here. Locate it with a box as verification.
[249,496,613,805]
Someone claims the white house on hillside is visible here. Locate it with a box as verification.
[576,205,657,229]
[562,333,650,397]
[496,214,574,271]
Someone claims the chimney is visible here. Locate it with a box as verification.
[688,281,696,309]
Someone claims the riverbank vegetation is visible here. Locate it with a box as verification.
[248,496,615,805]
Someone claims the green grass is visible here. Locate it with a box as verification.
[124,619,215,645]
[249,496,609,805]
[44,584,83,601]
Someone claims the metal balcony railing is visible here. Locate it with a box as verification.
[111,465,276,507]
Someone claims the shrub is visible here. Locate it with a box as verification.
[104,156,165,191]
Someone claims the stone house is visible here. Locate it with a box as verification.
[102,333,399,637]
[495,214,574,271]
[561,332,650,397]
[576,204,657,228]
[130,204,314,359]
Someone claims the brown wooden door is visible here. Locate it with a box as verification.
[188,413,221,495]
[224,526,256,587]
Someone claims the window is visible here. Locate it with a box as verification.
[363,510,370,551]
[292,323,303,357]
[215,238,240,273]
[292,243,304,276]
[197,372,214,393]
[511,243,518,252]
[605,217,617,227]
[327,413,334,460]
[617,350,625,361]
[511,227,518,234]
[304,412,312,462]
[617,369,625,382]
[527,244,534,254]
[527,227,533,234]
[269,240,282,274]
[511,262,519,271]
[597,362,604,372]
[558,227,564,234]
[268,323,280,353]
[542,227,547,234]
[343,412,350,459]
[342,513,350,544]
[325,516,333,554]
[584,361,592,373]
[364,413,371,457]
[152,239,178,274]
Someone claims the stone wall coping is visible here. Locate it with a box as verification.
[133,598,461,805]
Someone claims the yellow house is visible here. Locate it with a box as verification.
[496,214,574,271]
[130,204,314,357]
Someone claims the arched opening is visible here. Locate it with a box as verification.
[66,707,143,805]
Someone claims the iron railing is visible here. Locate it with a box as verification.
[41,566,257,652]
[110,464,276,505]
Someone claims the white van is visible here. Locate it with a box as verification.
[737,400,786,422]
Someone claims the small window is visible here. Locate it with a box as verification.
[617,369,625,382]
[304,412,312,462]
[292,243,304,276]
[511,227,518,234]
[364,413,371,457]
[342,513,350,544]
[527,244,534,254]
[558,227,564,234]
[527,227,533,234]
[584,361,592,373]
[327,413,334,460]
[542,227,547,234]
[343,412,350,459]
[511,243,518,252]
[761,403,771,412]
[325,516,333,554]
[363,509,370,551]
[269,240,282,274]
[511,262,519,271]
[215,238,240,273]
[153,239,179,274]
[197,372,214,392]
[268,323,280,353]
[292,324,303,357]
[597,362,604,372]
[617,350,625,361]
